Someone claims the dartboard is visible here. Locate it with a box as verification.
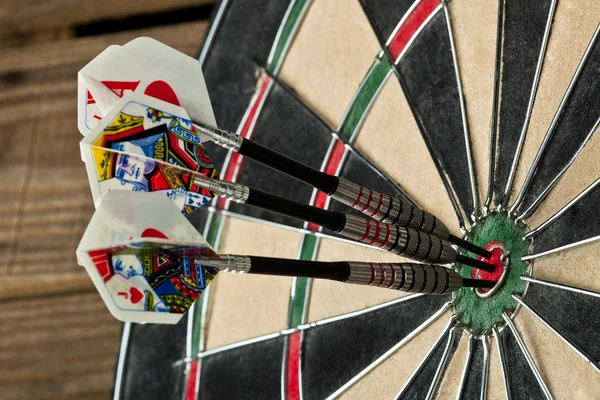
[113,1,600,399]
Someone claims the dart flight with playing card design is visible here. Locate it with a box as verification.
[76,190,218,324]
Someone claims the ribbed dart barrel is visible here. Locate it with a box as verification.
[241,188,457,266]
[345,262,460,294]
[332,178,492,259]
[331,177,447,238]
[339,215,495,272]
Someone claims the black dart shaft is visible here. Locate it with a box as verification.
[450,235,492,259]
[456,255,495,273]
[198,255,496,295]
[192,120,491,258]
[463,278,496,289]
[244,189,344,232]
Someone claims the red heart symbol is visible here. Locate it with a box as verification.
[145,80,180,106]
[129,287,144,304]
[141,228,169,239]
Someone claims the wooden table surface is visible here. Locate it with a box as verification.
[0,2,213,398]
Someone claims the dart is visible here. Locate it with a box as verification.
[200,255,496,295]
[80,94,494,271]
[192,118,492,259]
[78,38,491,260]
[76,190,495,324]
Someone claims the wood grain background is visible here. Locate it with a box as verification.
[0,2,214,398]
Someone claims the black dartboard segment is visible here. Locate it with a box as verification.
[499,327,547,400]
[275,73,417,211]
[360,0,416,41]
[201,0,292,171]
[396,11,475,219]
[301,295,449,399]
[117,320,188,400]
[228,81,333,228]
[490,0,555,206]
[201,0,289,171]
[201,0,291,132]
[460,338,484,400]
[396,330,461,400]
[199,336,286,399]
[186,204,212,235]
[525,281,600,361]
[530,180,600,254]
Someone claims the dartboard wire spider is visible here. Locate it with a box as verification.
[449,333,491,400]
[523,177,600,244]
[513,295,600,374]
[497,0,558,210]
[358,0,471,230]
[492,324,511,400]
[175,297,454,399]
[454,332,474,399]
[502,311,554,399]
[515,114,600,223]
[423,320,460,400]
[509,22,600,218]
[395,316,460,399]
[325,301,454,399]
[480,333,490,400]
[176,294,442,365]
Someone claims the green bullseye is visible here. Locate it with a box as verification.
[453,213,531,332]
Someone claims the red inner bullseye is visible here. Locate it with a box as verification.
[472,241,506,293]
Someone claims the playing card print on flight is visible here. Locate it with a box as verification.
[80,93,218,215]
[76,191,219,324]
